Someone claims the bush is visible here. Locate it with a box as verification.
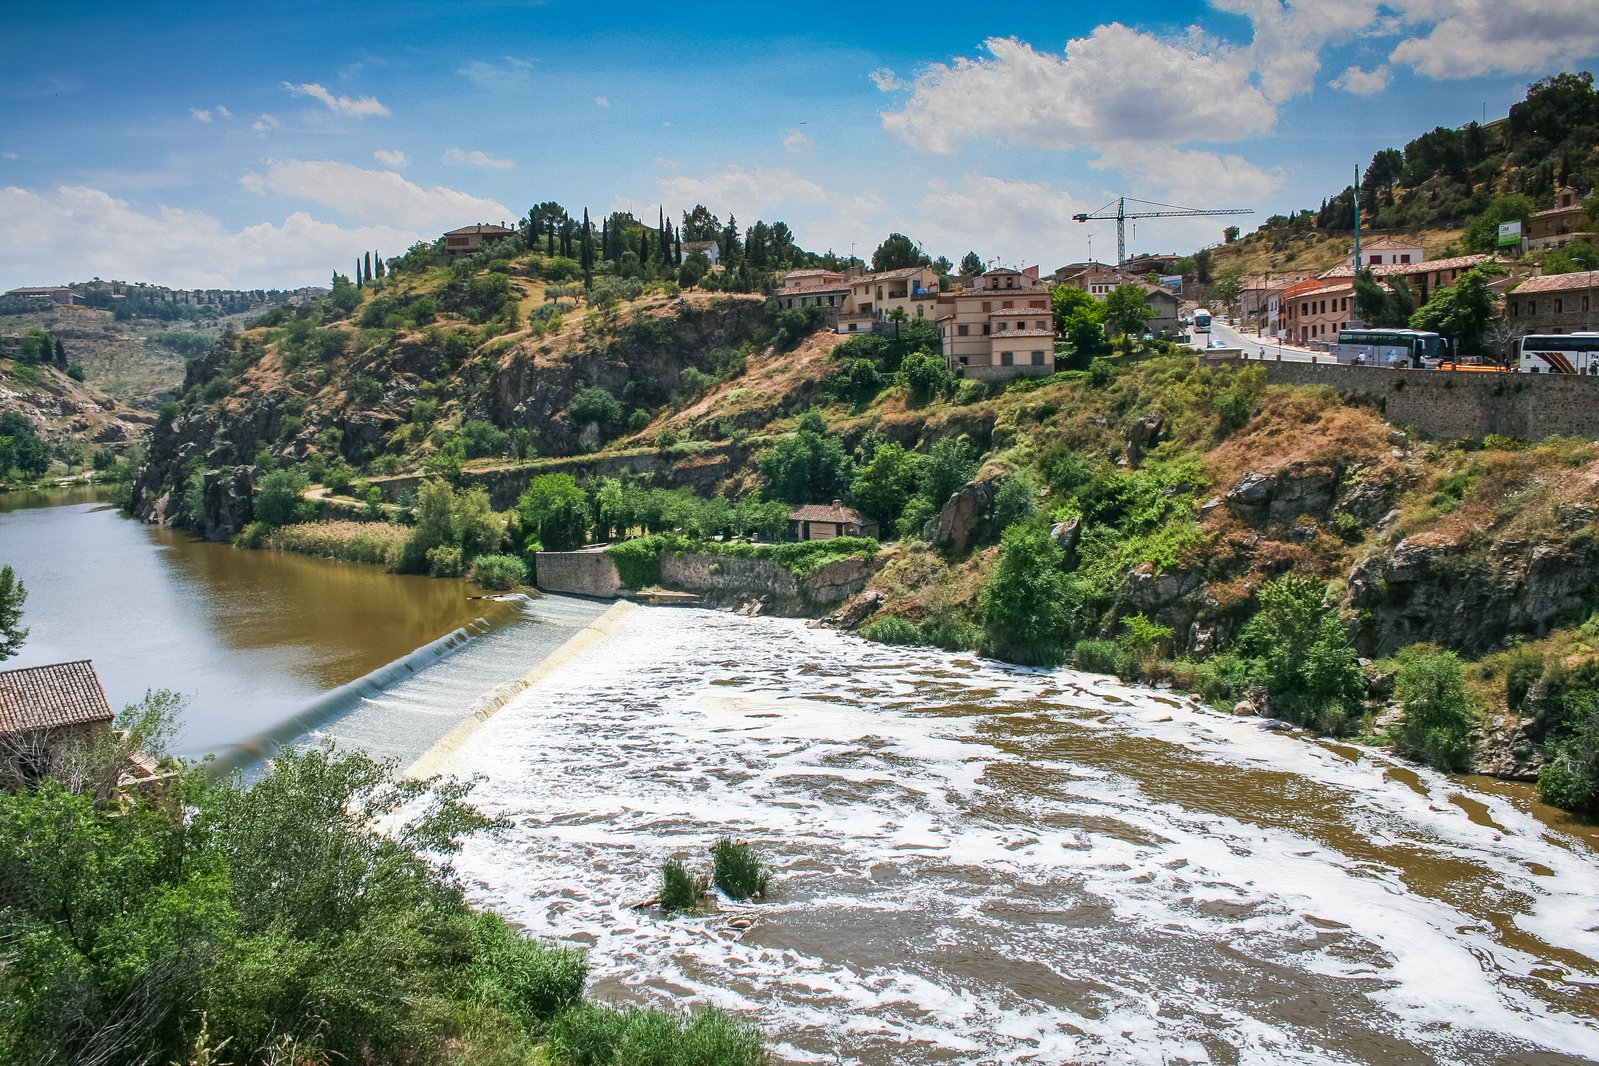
[900,349,953,405]
[981,523,1069,665]
[860,615,926,646]
[252,468,312,527]
[265,520,410,567]
[1392,646,1476,771]
[467,911,588,1026]
[659,858,703,914]
[425,543,465,577]
[1071,639,1121,675]
[710,838,770,901]
[544,1004,766,1066]
[472,553,529,590]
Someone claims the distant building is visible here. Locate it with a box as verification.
[845,265,941,324]
[1527,186,1594,250]
[442,223,514,257]
[1279,278,1356,345]
[0,660,115,789]
[5,286,83,306]
[788,501,878,541]
[681,240,721,266]
[1139,283,1182,334]
[1345,235,1424,269]
[1320,253,1495,307]
[774,270,851,321]
[1504,270,1598,335]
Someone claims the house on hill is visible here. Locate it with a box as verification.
[935,267,1055,382]
[443,223,514,257]
[788,501,878,541]
[1527,186,1594,250]
[681,240,721,265]
[5,286,83,306]
[1346,235,1424,269]
[1505,270,1598,337]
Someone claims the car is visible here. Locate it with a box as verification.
[1207,338,1228,349]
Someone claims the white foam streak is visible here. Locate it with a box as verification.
[444,608,1599,1064]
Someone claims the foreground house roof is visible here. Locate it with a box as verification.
[1507,269,1599,295]
[0,660,115,734]
[789,502,871,525]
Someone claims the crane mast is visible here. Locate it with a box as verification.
[1072,197,1254,269]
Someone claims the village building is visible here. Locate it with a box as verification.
[1319,253,1497,308]
[1278,278,1356,346]
[680,240,721,265]
[5,286,83,306]
[1504,270,1598,336]
[0,660,115,789]
[442,223,514,257]
[1139,283,1182,334]
[788,501,878,541]
[844,265,941,324]
[773,270,852,324]
[1345,235,1424,269]
[1527,186,1594,251]
[1055,264,1180,336]
[936,267,1055,381]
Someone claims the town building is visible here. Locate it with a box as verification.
[1139,284,1182,334]
[845,265,941,324]
[1345,235,1424,269]
[442,223,514,257]
[680,240,721,265]
[0,660,115,789]
[1278,278,1356,345]
[1504,270,1598,335]
[1527,186,1594,251]
[935,267,1055,381]
[788,501,878,541]
[1320,253,1497,307]
[773,270,851,320]
[4,286,83,306]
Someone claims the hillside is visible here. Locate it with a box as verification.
[0,351,155,479]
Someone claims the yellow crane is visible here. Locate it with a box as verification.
[1073,197,1254,270]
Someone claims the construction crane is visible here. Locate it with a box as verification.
[1073,197,1253,270]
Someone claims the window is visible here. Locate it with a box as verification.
[982,324,990,335]
[1000,350,1013,365]
[957,324,969,336]
[1371,255,1382,265]
[998,321,1008,330]
[982,301,991,312]
[1556,299,1564,314]
[1530,301,1536,315]
[1032,350,1045,364]
[1003,300,1013,309]
[1400,254,1411,264]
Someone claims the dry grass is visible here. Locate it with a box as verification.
[265,520,410,567]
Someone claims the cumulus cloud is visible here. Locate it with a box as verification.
[652,166,828,223]
[0,184,423,290]
[594,96,611,108]
[457,57,534,89]
[1212,0,1386,102]
[1092,143,1284,206]
[914,175,1099,269]
[251,113,280,133]
[1388,0,1599,78]
[189,105,231,123]
[869,67,905,91]
[239,159,511,229]
[373,149,408,168]
[783,129,811,154]
[1331,65,1392,94]
[282,81,390,118]
[881,28,1272,154]
[442,147,513,170]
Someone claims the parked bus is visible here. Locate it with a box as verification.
[1192,308,1212,333]
[1334,328,1443,368]
[1518,333,1599,374]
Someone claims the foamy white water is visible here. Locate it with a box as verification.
[442,607,1599,1065]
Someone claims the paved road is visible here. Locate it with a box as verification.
[1187,320,1324,363]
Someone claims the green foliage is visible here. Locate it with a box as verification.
[569,386,623,430]
[1464,193,1537,253]
[860,615,926,646]
[0,411,50,479]
[758,419,853,503]
[710,838,770,901]
[1392,646,1476,771]
[608,536,664,588]
[658,858,702,914]
[466,910,588,1027]
[871,232,930,271]
[401,478,508,574]
[900,349,953,405]
[1535,659,1599,814]
[921,437,978,508]
[0,564,26,661]
[472,553,529,590]
[461,418,510,458]
[516,474,590,553]
[543,1003,766,1066]
[1232,575,1365,733]
[1410,265,1504,355]
[1102,283,1154,350]
[849,441,924,526]
[252,467,313,527]
[992,474,1038,531]
[1071,638,1121,675]
[981,523,1069,665]
[1116,614,1173,680]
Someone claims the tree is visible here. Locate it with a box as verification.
[1223,226,1240,243]
[1354,269,1416,328]
[920,437,977,508]
[1410,265,1502,355]
[757,417,853,504]
[515,474,590,553]
[681,204,720,242]
[569,386,623,430]
[848,442,924,527]
[959,251,984,276]
[0,565,26,661]
[252,468,312,527]
[871,233,929,272]
[1210,266,1245,313]
[1393,646,1475,771]
[899,349,953,405]
[981,523,1069,665]
[1231,575,1364,733]
[0,412,50,479]
[1463,193,1536,253]
[1102,283,1154,351]
[579,208,594,280]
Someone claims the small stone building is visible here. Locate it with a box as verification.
[788,501,878,541]
[0,660,115,788]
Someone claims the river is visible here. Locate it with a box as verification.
[3,491,1596,1063]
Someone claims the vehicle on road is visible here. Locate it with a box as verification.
[1207,338,1228,349]
[1518,332,1599,374]
[1335,328,1443,368]
[1192,308,1212,333]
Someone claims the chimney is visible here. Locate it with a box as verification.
[1532,263,1543,277]
[832,499,843,508]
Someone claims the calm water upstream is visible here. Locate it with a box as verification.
[442,607,1599,1066]
[0,488,606,762]
[5,490,1598,1063]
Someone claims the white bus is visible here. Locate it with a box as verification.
[1518,333,1599,374]
[1335,328,1444,368]
[1192,308,1212,333]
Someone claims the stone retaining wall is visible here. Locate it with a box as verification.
[1260,360,1599,440]
[534,550,622,598]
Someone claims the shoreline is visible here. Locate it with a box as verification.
[403,599,638,779]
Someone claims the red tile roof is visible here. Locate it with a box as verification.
[997,328,1056,338]
[1508,270,1599,295]
[789,502,871,525]
[0,660,115,735]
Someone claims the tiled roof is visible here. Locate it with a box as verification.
[988,308,1049,317]
[1352,235,1423,251]
[443,223,513,237]
[855,266,933,284]
[790,502,870,525]
[0,660,115,735]
[997,328,1056,338]
[1508,270,1599,295]
[1320,253,1494,280]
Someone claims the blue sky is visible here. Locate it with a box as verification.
[2,1,1596,290]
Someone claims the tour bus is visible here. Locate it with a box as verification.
[1334,328,1444,368]
[1192,308,1212,333]
[1518,333,1599,374]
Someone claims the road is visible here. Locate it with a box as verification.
[1187,319,1325,363]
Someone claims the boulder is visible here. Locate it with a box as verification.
[1049,517,1081,570]
[924,478,999,553]
[1123,411,1164,466]
[823,589,885,630]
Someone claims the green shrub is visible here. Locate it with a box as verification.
[425,543,465,577]
[659,858,702,915]
[467,911,587,1026]
[1071,639,1121,675]
[472,554,528,590]
[253,468,313,527]
[925,618,983,651]
[710,838,770,901]
[1393,645,1476,770]
[860,615,926,646]
[1115,614,1173,680]
[544,1004,766,1066]
[981,523,1069,665]
[609,537,666,588]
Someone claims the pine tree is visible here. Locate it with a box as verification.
[53,337,67,369]
[363,251,373,285]
[355,258,364,288]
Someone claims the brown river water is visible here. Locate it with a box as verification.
[3,489,1596,1063]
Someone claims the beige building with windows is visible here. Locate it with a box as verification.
[936,267,1055,381]
[1527,187,1593,250]
[1504,270,1597,335]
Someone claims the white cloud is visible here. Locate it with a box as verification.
[1331,65,1392,94]
[251,113,280,133]
[1211,0,1386,102]
[1092,143,1285,206]
[442,147,513,170]
[915,175,1100,270]
[216,105,232,120]
[650,166,827,224]
[282,81,390,118]
[783,129,811,154]
[373,149,408,168]
[881,28,1273,154]
[869,67,905,91]
[189,108,214,123]
[594,96,611,108]
[0,152,18,161]
[457,57,534,90]
[0,184,423,290]
[239,159,512,230]
[1388,0,1599,78]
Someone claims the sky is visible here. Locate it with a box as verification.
[2,1,1597,291]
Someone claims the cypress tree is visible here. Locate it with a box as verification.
[53,337,67,369]
[375,253,385,280]
[363,251,373,284]
[547,220,556,257]
[674,225,682,265]
[580,208,593,281]
[601,218,610,262]
[355,258,363,288]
